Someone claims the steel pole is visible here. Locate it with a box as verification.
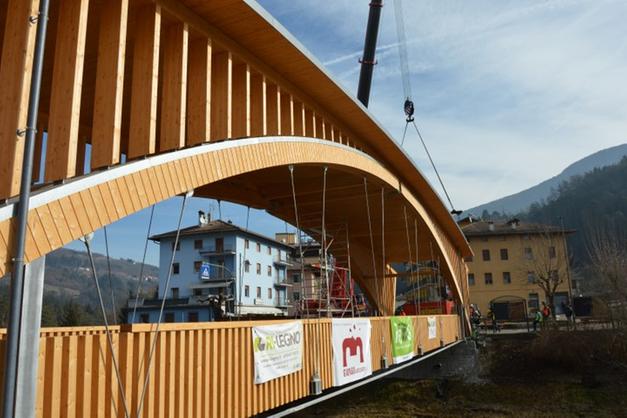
[1,1,49,416]
[357,0,383,107]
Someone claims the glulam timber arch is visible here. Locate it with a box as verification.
[0,0,472,315]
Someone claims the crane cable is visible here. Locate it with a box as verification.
[394,0,461,216]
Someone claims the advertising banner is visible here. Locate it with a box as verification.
[252,321,303,384]
[331,318,372,386]
[428,316,437,340]
[390,316,415,364]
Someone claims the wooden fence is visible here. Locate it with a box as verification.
[0,315,461,417]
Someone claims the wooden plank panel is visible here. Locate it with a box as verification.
[45,0,90,182]
[31,128,44,183]
[210,51,232,140]
[128,4,161,159]
[232,62,250,139]
[35,206,62,251]
[304,108,314,137]
[159,22,188,152]
[91,0,129,169]
[279,88,293,135]
[266,82,279,136]
[250,72,266,137]
[293,100,304,136]
[0,0,39,199]
[186,37,211,145]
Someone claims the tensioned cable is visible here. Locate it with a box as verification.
[135,193,189,418]
[237,206,250,317]
[403,206,415,313]
[399,120,410,147]
[394,0,412,101]
[131,205,156,323]
[414,218,421,315]
[83,237,130,418]
[380,187,386,357]
[363,178,380,316]
[411,120,459,214]
[103,226,117,324]
[289,166,308,320]
[345,224,355,318]
[315,166,329,375]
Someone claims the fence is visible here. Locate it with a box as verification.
[0,314,461,418]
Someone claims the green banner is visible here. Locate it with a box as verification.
[390,316,415,364]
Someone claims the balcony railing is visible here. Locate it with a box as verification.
[199,246,236,255]
[273,255,291,266]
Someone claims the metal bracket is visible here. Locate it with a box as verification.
[28,15,39,25]
[358,58,378,65]
[16,127,37,137]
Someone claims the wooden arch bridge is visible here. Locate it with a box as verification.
[0,0,472,416]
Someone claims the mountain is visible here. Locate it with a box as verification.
[0,248,158,326]
[466,143,627,217]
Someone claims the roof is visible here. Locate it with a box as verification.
[150,219,293,249]
[461,219,575,237]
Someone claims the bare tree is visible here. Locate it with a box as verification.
[520,229,568,318]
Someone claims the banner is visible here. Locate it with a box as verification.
[428,316,437,340]
[331,318,372,386]
[252,321,303,384]
[390,316,415,364]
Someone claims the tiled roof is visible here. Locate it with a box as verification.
[461,219,574,237]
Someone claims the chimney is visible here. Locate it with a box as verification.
[198,210,207,226]
[488,221,495,232]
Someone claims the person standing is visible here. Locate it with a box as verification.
[533,309,542,332]
[541,302,551,327]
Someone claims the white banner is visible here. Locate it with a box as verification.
[428,316,437,340]
[252,321,303,384]
[331,318,372,386]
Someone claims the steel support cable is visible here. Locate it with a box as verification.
[237,206,250,317]
[380,187,386,359]
[363,178,380,316]
[315,166,329,376]
[414,218,421,315]
[135,193,189,418]
[83,238,131,418]
[289,166,308,320]
[130,205,156,323]
[393,0,412,101]
[411,121,459,214]
[103,226,117,324]
[345,224,355,318]
[400,120,410,147]
[403,206,416,310]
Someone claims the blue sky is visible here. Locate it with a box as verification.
[67,0,627,265]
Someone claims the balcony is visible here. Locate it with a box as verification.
[273,255,291,267]
[276,299,292,308]
[199,246,236,256]
[274,277,291,288]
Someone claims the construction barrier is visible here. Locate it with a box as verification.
[0,314,461,418]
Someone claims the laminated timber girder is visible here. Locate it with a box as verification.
[0,0,472,316]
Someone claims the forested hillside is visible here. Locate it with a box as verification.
[522,156,627,266]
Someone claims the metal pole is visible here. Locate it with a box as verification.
[357,0,383,107]
[2,1,49,416]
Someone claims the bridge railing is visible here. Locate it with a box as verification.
[0,314,460,418]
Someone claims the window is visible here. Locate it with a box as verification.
[292,273,300,283]
[171,288,179,299]
[267,265,272,276]
[482,249,490,261]
[165,313,175,323]
[550,270,559,282]
[528,293,539,309]
[188,312,199,322]
[215,238,224,252]
[193,261,202,272]
[172,263,180,275]
[468,273,475,286]
[193,288,202,296]
[524,247,533,260]
[267,245,272,255]
[503,272,511,284]
[256,286,262,298]
[140,313,149,323]
[500,248,508,260]
[527,271,535,284]
[484,273,493,285]
[256,263,261,275]
[464,256,474,263]
[548,246,556,259]
[171,241,180,251]
[256,243,261,252]
[244,285,250,297]
[268,288,273,299]
[293,291,300,301]
[194,239,203,249]
[245,260,250,273]
[245,239,250,249]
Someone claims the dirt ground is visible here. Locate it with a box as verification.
[292,331,627,418]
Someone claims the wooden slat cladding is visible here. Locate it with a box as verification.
[186,36,211,145]
[210,50,232,140]
[45,0,90,182]
[159,22,188,151]
[232,60,250,139]
[128,3,161,159]
[90,0,129,169]
[0,0,39,198]
[0,315,460,418]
